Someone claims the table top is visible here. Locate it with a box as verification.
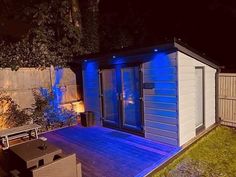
[10,139,62,163]
[0,124,41,137]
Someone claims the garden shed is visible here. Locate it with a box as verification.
[74,41,219,147]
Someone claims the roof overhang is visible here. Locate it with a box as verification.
[72,41,219,69]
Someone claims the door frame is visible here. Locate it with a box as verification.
[99,68,119,128]
[195,66,205,134]
[99,64,144,136]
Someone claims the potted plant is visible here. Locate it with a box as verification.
[80,111,95,127]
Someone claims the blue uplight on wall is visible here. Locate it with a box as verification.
[40,67,64,111]
[83,60,100,117]
[152,53,174,67]
[83,61,97,71]
[143,52,177,110]
[144,53,176,81]
[52,68,64,109]
[111,57,126,65]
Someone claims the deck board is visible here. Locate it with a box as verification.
[43,126,180,177]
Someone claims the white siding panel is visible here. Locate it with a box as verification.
[144,95,177,103]
[143,52,179,146]
[146,133,178,146]
[145,108,177,118]
[178,106,195,124]
[145,102,177,111]
[143,89,177,96]
[145,114,178,125]
[178,51,216,146]
[142,59,177,68]
[143,67,177,76]
[145,127,178,139]
[143,75,177,82]
[145,120,178,132]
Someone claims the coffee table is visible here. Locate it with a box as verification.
[9,139,62,169]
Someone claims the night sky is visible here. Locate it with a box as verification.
[100,0,236,71]
[0,0,236,71]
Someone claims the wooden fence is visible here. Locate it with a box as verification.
[0,67,84,112]
[218,73,236,127]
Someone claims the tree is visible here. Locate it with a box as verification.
[0,0,84,70]
[99,0,147,51]
[80,0,100,53]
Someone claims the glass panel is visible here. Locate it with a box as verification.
[101,69,119,125]
[195,68,204,128]
[121,67,142,130]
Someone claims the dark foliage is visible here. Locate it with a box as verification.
[80,0,100,54]
[0,92,31,128]
[0,0,98,70]
[99,0,147,51]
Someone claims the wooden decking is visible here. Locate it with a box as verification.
[43,125,180,177]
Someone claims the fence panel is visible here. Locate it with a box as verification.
[0,67,82,109]
[219,73,236,127]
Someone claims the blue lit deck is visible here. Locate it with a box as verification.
[43,126,180,177]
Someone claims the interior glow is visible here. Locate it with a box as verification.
[0,100,10,129]
[60,101,85,113]
[72,101,85,113]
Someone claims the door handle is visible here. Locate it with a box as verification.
[120,93,123,101]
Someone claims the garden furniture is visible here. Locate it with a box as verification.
[0,124,41,150]
[9,139,62,169]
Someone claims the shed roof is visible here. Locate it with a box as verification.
[73,40,219,69]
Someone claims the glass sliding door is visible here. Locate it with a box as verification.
[101,69,119,126]
[100,65,143,134]
[121,67,142,131]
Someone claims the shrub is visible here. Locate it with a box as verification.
[31,88,77,132]
[0,92,31,129]
[0,89,77,131]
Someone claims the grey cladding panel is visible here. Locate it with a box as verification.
[143,52,179,146]
[82,62,101,124]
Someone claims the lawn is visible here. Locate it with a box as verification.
[154,126,236,177]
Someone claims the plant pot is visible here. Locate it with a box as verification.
[80,111,95,127]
